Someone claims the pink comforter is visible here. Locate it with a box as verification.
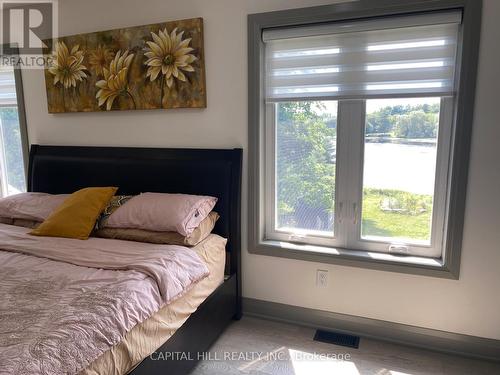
[0,224,209,375]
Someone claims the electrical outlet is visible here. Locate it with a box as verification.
[316,269,328,288]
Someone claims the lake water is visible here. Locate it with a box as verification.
[363,143,437,195]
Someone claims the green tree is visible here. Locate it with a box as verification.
[366,109,393,134]
[366,103,440,137]
[0,108,25,192]
[391,111,438,138]
[276,102,335,230]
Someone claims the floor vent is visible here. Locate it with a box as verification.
[313,329,360,349]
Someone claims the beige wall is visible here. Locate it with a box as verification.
[22,0,500,340]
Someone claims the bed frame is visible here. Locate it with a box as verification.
[28,144,243,375]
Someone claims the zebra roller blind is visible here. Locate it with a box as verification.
[263,10,462,101]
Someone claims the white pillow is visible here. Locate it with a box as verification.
[0,192,69,221]
[105,192,217,236]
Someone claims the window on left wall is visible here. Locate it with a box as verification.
[0,61,28,197]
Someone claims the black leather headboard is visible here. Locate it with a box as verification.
[28,145,242,274]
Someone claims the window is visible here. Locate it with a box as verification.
[359,97,449,257]
[269,101,338,246]
[0,59,28,197]
[249,1,482,278]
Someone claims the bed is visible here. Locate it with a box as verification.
[3,144,242,375]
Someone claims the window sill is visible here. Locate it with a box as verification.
[249,239,458,279]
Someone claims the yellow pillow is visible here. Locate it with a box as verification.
[30,187,118,240]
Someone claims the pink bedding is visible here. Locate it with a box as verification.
[0,223,209,375]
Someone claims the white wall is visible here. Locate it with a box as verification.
[22,0,500,340]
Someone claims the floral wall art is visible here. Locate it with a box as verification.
[43,18,206,113]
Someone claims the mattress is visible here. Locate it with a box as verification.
[80,234,227,375]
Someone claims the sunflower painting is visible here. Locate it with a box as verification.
[43,18,206,113]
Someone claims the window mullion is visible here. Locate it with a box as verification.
[338,100,366,247]
[335,100,366,248]
[334,101,349,247]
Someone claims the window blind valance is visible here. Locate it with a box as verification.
[263,10,462,102]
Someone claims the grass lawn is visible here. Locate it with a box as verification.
[361,189,432,241]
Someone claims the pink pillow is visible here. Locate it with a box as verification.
[105,192,217,236]
[0,192,69,221]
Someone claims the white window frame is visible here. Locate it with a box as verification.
[341,98,453,258]
[0,45,29,197]
[264,102,344,249]
[263,97,453,258]
[248,0,483,279]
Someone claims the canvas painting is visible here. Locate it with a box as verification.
[43,17,206,113]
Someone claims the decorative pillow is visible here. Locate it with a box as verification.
[94,211,219,246]
[0,192,69,221]
[105,192,218,236]
[95,195,132,230]
[30,187,118,240]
